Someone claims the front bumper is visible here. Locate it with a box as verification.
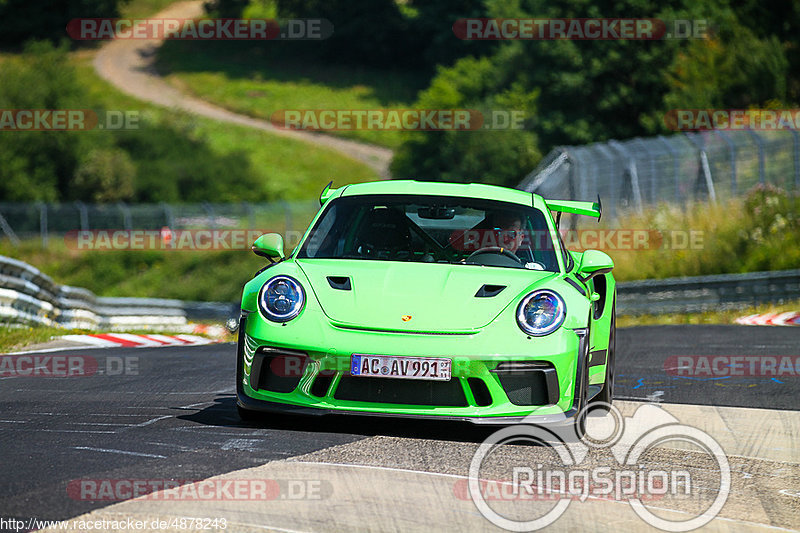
[236,311,588,426]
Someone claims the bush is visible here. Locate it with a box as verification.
[0,0,123,46]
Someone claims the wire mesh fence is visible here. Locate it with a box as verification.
[0,200,321,249]
[518,130,800,220]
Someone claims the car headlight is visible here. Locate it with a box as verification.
[259,276,305,322]
[516,290,566,336]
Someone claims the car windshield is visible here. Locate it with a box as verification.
[297,194,560,271]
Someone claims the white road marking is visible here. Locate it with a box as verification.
[73,446,167,458]
[133,415,172,427]
[220,439,262,452]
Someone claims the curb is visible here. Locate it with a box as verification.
[734,312,800,326]
[58,333,221,348]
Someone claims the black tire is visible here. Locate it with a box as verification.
[591,299,616,408]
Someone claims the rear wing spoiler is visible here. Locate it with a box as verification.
[544,196,602,221]
[319,181,336,205]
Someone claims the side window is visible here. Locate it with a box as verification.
[592,274,608,319]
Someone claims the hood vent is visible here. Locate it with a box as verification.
[327,276,352,291]
[475,284,506,298]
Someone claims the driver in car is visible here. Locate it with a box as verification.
[449,210,526,255]
[491,212,525,253]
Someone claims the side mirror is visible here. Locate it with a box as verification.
[252,233,285,262]
[577,249,613,282]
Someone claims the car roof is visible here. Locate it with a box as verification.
[336,180,547,210]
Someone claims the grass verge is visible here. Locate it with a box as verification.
[155,40,427,149]
[72,54,378,200]
[0,325,91,353]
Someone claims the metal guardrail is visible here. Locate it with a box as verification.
[0,255,235,330]
[617,269,800,315]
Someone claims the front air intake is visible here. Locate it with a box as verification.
[491,361,559,406]
[250,347,308,393]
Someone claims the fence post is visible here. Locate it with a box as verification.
[118,202,132,231]
[244,202,255,231]
[685,133,716,203]
[699,150,717,203]
[790,129,799,190]
[593,143,618,219]
[609,140,643,213]
[160,202,175,229]
[634,137,658,205]
[570,148,589,200]
[203,202,217,230]
[75,201,89,231]
[715,130,737,195]
[38,202,48,249]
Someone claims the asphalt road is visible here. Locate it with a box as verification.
[1,325,798,529]
[616,325,800,409]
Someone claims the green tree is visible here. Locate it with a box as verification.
[394,0,795,186]
[72,148,136,202]
[0,41,100,201]
[0,0,123,46]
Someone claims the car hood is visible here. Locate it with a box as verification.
[296,259,558,332]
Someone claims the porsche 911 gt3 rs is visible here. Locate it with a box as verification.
[236,180,616,431]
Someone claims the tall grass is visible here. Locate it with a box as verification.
[584,185,800,281]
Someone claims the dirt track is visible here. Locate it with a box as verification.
[92,1,392,177]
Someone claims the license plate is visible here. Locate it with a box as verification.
[350,354,451,381]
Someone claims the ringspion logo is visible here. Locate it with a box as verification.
[468,403,730,531]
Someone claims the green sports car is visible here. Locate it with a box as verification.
[236,180,616,431]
